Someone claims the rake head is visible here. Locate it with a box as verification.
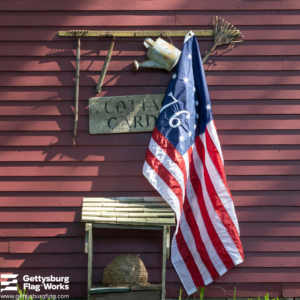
[213,16,244,47]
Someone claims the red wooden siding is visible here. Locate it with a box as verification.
[0,0,299,298]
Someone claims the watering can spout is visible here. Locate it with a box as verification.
[133,59,164,71]
[133,37,181,72]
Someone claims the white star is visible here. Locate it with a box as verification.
[172,73,177,80]
[188,131,192,137]
[183,78,189,83]
[193,87,196,92]
[186,115,190,119]
[179,136,184,141]
[196,114,199,119]
[195,100,199,106]
[194,124,197,129]
[206,104,211,110]
[188,54,192,59]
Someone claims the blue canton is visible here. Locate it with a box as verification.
[156,34,213,156]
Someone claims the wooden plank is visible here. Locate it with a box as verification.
[9,237,300,253]
[3,100,300,116]
[89,95,163,134]
[1,145,300,161]
[59,30,213,37]
[1,161,300,177]
[1,41,300,57]
[0,12,176,27]
[10,237,163,253]
[0,208,81,222]
[240,222,300,237]
[1,56,300,72]
[6,252,300,268]
[0,0,299,11]
[5,191,300,208]
[1,207,300,222]
[1,266,300,283]
[2,116,300,131]
[282,283,300,298]
[87,223,92,300]
[0,223,167,237]
[1,131,300,146]
[1,11,300,26]
[2,27,300,42]
[225,161,300,175]
[92,223,163,230]
[1,86,300,101]
[2,71,300,87]
[0,239,9,253]
[3,177,300,192]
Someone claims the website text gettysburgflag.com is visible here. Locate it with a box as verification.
[0,274,70,299]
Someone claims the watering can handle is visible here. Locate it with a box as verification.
[144,38,155,49]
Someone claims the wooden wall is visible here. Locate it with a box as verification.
[0,0,300,298]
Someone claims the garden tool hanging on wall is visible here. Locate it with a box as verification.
[133,37,181,72]
[202,16,243,63]
[95,33,115,94]
[71,30,89,146]
[133,16,243,71]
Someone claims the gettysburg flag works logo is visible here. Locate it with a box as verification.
[0,274,18,292]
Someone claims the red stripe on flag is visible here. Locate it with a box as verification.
[205,129,233,199]
[195,136,244,260]
[187,147,235,270]
[145,149,203,287]
[152,127,187,184]
[203,132,244,259]
[150,128,219,280]
[176,226,205,287]
[145,148,184,214]
[182,194,219,280]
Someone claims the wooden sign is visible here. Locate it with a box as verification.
[89,94,164,134]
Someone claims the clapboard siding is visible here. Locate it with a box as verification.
[0,207,299,221]
[0,2,299,299]
[1,131,300,145]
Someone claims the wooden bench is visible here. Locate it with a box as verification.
[82,197,176,300]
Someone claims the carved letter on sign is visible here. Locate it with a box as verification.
[89,95,164,134]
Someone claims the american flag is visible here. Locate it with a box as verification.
[143,31,244,294]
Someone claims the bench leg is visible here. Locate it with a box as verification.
[162,226,168,300]
[86,223,93,300]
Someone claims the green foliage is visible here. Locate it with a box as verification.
[17,285,52,300]
[179,289,182,300]
[178,285,280,300]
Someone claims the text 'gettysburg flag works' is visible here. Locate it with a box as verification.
[143,31,244,295]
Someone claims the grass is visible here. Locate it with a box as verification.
[17,285,52,300]
[179,286,280,300]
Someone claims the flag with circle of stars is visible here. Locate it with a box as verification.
[155,32,213,156]
[143,31,244,295]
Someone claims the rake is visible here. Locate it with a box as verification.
[202,16,244,63]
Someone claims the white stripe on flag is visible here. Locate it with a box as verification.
[143,161,197,294]
[201,131,240,234]
[185,174,227,276]
[148,137,186,206]
[180,210,213,285]
[143,161,181,227]
[206,121,224,163]
[193,138,243,264]
[171,237,197,294]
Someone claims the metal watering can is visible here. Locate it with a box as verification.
[133,37,181,72]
